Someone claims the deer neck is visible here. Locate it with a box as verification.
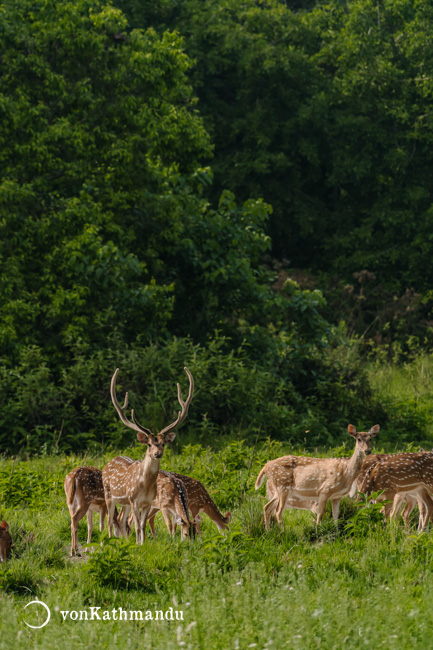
[203,502,229,529]
[346,443,365,480]
[139,451,161,484]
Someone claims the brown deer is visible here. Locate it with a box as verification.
[256,424,380,528]
[64,466,121,556]
[262,458,319,527]
[124,470,194,540]
[0,521,12,562]
[353,453,433,531]
[149,471,231,536]
[358,451,433,531]
[102,367,194,545]
[387,491,433,531]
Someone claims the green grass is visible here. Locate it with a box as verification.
[1,436,433,649]
[367,354,433,446]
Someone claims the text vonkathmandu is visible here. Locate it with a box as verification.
[60,607,184,622]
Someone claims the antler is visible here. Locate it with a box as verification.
[159,367,194,437]
[110,368,152,435]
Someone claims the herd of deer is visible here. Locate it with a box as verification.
[255,425,433,533]
[64,368,231,556]
[1,368,429,562]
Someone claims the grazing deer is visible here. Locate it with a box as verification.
[150,471,231,536]
[358,451,433,532]
[0,521,12,562]
[124,471,194,540]
[256,424,380,528]
[64,466,122,556]
[103,367,194,545]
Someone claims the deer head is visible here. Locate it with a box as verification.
[348,424,379,456]
[110,367,194,460]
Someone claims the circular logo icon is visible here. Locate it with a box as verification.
[23,600,51,629]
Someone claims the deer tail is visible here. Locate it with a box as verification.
[255,466,267,490]
[64,474,76,506]
[173,477,191,526]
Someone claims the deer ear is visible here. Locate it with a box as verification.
[164,431,177,444]
[348,424,357,437]
[0,521,8,530]
[369,424,380,437]
[137,431,149,444]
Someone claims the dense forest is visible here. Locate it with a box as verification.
[1,0,433,453]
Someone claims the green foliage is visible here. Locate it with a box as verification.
[0,0,211,363]
[85,537,149,590]
[0,0,380,453]
[116,0,433,294]
[344,491,390,537]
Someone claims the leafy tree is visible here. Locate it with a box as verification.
[0,0,384,452]
[115,0,433,293]
[0,0,211,363]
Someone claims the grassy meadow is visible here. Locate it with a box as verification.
[2,357,433,649]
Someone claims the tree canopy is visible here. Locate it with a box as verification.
[3,0,432,453]
[116,0,433,291]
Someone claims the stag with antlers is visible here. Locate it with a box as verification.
[256,424,380,528]
[102,367,194,545]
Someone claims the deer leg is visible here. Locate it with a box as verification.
[275,495,287,529]
[147,510,157,538]
[416,493,430,532]
[120,509,133,537]
[106,497,117,538]
[382,502,394,520]
[86,510,94,544]
[161,508,174,536]
[70,505,89,556]
[316,495,329,526]
[99,504,107,533]
[139,504,152,543]
[331,499,341,526]
[263,496,278,530]
[118,505,131,538]
[130,503,142,544]
[389,494,406,522]
[376,490,396,521]
[193,514,202,537]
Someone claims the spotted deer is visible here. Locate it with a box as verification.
[358,451,433,531]
[125,470,194,540]
[151,471,231,536]
[255,424,380,528]
[64,466,121,556]
[0,521,12,562]
[387,491,433,531]
[260,457,320,527]
[102,367,194,545]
